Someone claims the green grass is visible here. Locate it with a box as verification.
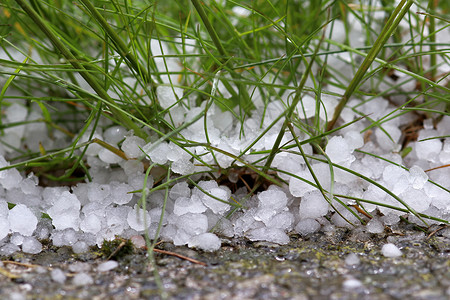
[1,0,450,271]
[1,0,449,297]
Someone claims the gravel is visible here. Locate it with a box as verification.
[0,221,448,299]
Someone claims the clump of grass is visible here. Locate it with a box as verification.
[2,1,450,299]
[101,237,134,260]
[1,0,449,257]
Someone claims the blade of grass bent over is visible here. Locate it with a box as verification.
[327,0,415,131]
[260,20,327,178]
[0,55,29,135]
[14,0,147,139]
[77,0,154,87]
[190,0,253,114]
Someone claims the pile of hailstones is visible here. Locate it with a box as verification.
[0,98,449,255]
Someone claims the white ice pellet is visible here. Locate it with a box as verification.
[130,235,146,249]
[80,131,103,156]
[212,110,233,133]
[295,94,316,119]
[214,140,238,168]
[110,182,133,205]
[324,19,346,43]
[408,165,428,189]
[169,182,191,200]
[375,125,402,151]
[342,278,363,290]
[188,232,221,252]
[72,273,93,286]
[214,218,234,238]
[97,260,119,272]
[21,237,42,254]
[156,85,183,109]
[265,211,294,230]
[68,261,91,273]
[0,243,20,256]
[106,206,132,234]
[173,195,207,216]
[200,186,231,215]
[263,133,287,152]
[127,173,154,191]
[51,229,79,247]
[121,160,144,176]
[42,186,69,205]
[20,175,40,195]
[295,218,321,236]
[121,135,146,159]
[414,132,442,163]
[148,208,168,225]
[10,233,24,246]
[8,204,38,236]
[424,184,450,212]
[175,213,208,236]
[381,243,402,257]
[246,227,290,245]
[326,136,355,164]
[299,190,330,220]
[127,205,151,231]
[87,183,111,203]
[35,220,52,240]
[72,241,89,254]
[380,213,400,226]
[2,132,22,153]
[98,148,124,164]
[143,141,169,164]
[63,229,79,246]
[365,218,384,234]
[47,191,81,230]
[344,131,364,150]
[331,207,360,228]
[400,188,431,213]
[232,208,262,236]
[71,184,89,206]
[171,228,191,246]
[6,103,28,123]
[0,200,10,240]
[80,214,103,234]
[258,189,287,212]
[103,126,127,145]
[165,105,186,127]
[345,253,360,266]
[171,159,195,175]
[0,168,23,190]
[311,163,332,191]
[167,142,191,162]
[51,268,67,284]
[360,98,388,120]
[382,165,410,195]
[289,169,317,198]
[254,189,288,224]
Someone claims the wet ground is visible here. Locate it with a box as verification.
[0,222,449,300]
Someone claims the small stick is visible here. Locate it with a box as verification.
[0,266,21,279]
[149,248,207,266]
[350,204,372,219]
[238,174,252,193]
[424,164,450,172]
[2,260,38,268]
[106,240,127,261]
[426,225,447,240]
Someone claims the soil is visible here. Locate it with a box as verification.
[0,222,449,300]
